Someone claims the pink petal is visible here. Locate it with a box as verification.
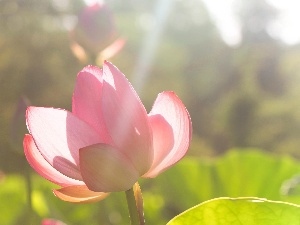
[70,41,88,64]
[42,219,67,225]
[23,134,84,187]
[143,92,192,178]
[143,115,174,173]
[97,38,126,61]
[72,66,112,144]
[26,107,102,180]
[53,185,109,203]
[79,143,139,192]
[101,61,153,175]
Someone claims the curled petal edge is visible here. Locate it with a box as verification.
[23,134,83,187]
[53,185,109,203]
[143,91,192,178]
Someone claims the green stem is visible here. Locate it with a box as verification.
[125,187,140,225]
[24,169,39,224]
[25,170,33,213]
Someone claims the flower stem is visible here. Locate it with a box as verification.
[125,183,145,225]
[25,170,33,213]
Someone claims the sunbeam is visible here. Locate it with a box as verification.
[132,0,173,93]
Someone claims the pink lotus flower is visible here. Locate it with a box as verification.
[70,3,125,63]
[42,219,66,225]
[24,61,191,203]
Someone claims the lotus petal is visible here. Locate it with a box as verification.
[79,143,139,192]
[24,134,84,186]
[53,185,108,203]
[26,107,102,180]
[143,92,192,178]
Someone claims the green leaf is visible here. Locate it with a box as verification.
[167,197,300,225]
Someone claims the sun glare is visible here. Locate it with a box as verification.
[267,0,300,44]
[202,0,300,46]
[84,0,104,5]
[202,0,241,46]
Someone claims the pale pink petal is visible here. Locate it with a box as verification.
[53,185,109,203]
[72,66,112,144]
[143,92,192,178]
[24,134,84,187]
[70,41,88,64]
[97,38,126,61]
[143,115,174,173]
[26,107,102,180]
[42,219,67,225]
[101,61,153,175]
[79,143,139,192]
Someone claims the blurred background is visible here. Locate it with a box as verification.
[1,0,300,224]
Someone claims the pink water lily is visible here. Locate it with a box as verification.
[24,61,191,203]
[42,219,66,225]
[70,3,125,62]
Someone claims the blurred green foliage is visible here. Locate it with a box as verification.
[1,0,300,224]
[1,150,300,224]
[143,149,300,224]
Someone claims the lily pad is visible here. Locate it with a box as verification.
[167,197,300,225]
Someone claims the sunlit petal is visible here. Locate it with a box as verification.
[143,115,174,176]
[26,107,102,180]
[79,143,139,192]
[53,185,108,203]
[24,134,84,187]
[97,38,126,62]
[101,61,153,175]
[70,42,88,64]
[143,91,192,178]
[72,65,112,144]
